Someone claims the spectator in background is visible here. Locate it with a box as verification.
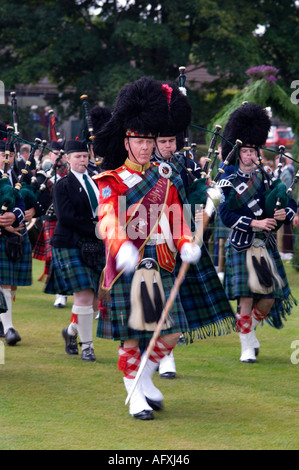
[284,152,295,178]
[28,105,42,139]
[19,144,31,162]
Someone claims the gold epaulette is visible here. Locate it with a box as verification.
[92,168,124,183]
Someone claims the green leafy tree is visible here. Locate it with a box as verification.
[0,0,298,129]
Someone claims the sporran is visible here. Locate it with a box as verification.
[129,258,170,331]
[246,244,284,295]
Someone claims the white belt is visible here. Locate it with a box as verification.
[146,213,177,253]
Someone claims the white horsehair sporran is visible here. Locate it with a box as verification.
[246,239,284,295]
[129,258,170,331]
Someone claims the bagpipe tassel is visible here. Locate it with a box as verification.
[140,274,158,323]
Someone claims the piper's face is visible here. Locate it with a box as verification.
[125,137,154,166]
[49,150,60,164]
[155,136,177,160]
[0,151,14,171]
[67,151,89,173]
[239,146,257,170]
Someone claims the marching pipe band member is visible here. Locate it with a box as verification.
[44,139,105,362]
[150,82,200,379]
[0,132,31,345]
[34,106,111,313]
[218,102,297,363]
[32,140,69,308]
[93,77,234,420]
[151,82,234,380]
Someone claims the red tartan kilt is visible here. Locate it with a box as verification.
[32,220,56,261]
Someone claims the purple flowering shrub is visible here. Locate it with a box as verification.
[245,65,279,83]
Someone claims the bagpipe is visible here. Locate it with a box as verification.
[178,66,193,187]
[200,124,222,179]
[166,67,224,210]
[252,144,299,227]
[80,94,101,173]
[0,92,63,216]
[10,91,21,161]
[0,125,21,215]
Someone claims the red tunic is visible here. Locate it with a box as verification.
[93,158,193,290]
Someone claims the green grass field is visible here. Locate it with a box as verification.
[0,259,298,450]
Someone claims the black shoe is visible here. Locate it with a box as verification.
[5,328,21,346]
[62,327,78,355]
[159,372,176,379]
[0,321,4,338]
[145,397,163,411]
[133,410,154,420]
[81,346,96,362]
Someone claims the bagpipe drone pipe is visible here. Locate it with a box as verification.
[253,145,299,231]
[0,127,59,218]
[161,66,225,226]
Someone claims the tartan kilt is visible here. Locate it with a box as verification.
[32,219,56,261]
[44,246,103,296]
[224,241,296,328]
[0,231,32,286]
[97,245,187,342]
[97,244,236,342]
[0,286,7,313]
[32,220,56,281]
[176,243,236,341]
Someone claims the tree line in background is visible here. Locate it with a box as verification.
[0,0,298,131]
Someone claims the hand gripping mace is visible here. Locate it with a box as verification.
[125,139,242,405]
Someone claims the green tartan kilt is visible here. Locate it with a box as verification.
[224,241,296,328]
[97,245,186,342]
[0,231,32,286]
[176,243,236,341]
[97,244,236,342]
[45,246,103,295]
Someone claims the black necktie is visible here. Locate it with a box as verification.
[83,174,98,212]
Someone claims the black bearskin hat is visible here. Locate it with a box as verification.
[90,106,112,135]
[50,140,64,151]
[221,102,271,163]
[0,123,14,152]
[0,121,7,134]
[93,77,179,170]
[157,81,192,138]
[0,122,8,145]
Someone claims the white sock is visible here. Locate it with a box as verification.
[67,322,78,337]
[72,305,94,351]
[1,288,13,334]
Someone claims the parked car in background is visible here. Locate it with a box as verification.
[266,127,295,150]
